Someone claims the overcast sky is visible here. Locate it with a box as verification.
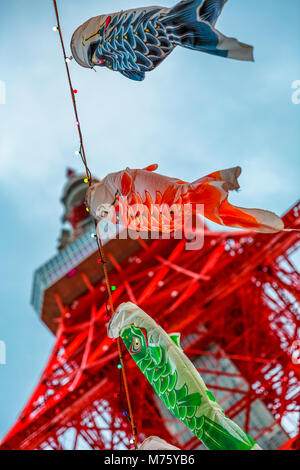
[0,0,299,440]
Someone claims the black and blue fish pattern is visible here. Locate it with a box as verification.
[71,0,254,81]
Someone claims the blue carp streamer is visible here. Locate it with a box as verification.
[71,0,254,81]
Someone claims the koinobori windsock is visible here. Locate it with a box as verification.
[86,164,284,234]
[71,0,254,81]
[108,302,261,450]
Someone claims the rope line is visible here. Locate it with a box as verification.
[52,0,138,449]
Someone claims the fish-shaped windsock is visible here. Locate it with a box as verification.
[71,0,254,81]
[86,164,284,234]
[108,302,261,450]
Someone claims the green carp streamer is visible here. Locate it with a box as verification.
[108,302,261,450]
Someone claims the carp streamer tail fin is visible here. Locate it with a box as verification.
[164,0,254,62]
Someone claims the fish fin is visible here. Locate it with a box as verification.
[201,166,241,191]
[192,166,283,232]
[198,0,228,27]
[120,70,145,81]
[149,345,161,365]
[121,171,132,195]
[206,390,217,402]
[178,392,202,407]
[219,199,284,233]
[161,185,178,205]
[164,0,254,62]
[143,164,158,172]
[169,332,182,348]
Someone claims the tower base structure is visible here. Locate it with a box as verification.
[1,201,299,450]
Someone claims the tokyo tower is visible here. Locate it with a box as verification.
[1,170,299,450]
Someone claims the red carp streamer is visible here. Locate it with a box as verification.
[87,165,284,234]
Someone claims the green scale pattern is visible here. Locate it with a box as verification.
[121,324,257,450]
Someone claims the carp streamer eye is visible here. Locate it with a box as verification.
[130,336,141,354]
[92,57,105,66]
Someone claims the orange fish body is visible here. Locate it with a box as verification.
[87,165,284,234]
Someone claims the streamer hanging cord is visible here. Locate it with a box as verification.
[52,0,138,449]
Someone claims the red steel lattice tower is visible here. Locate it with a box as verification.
[1,171,299,450]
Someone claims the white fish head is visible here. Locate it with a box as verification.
[107,302,139,338]
[71,14,108,68]
[86,180,116,221]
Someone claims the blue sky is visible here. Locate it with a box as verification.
[0,0,299,440]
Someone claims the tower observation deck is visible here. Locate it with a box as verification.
[1,171,299,450]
